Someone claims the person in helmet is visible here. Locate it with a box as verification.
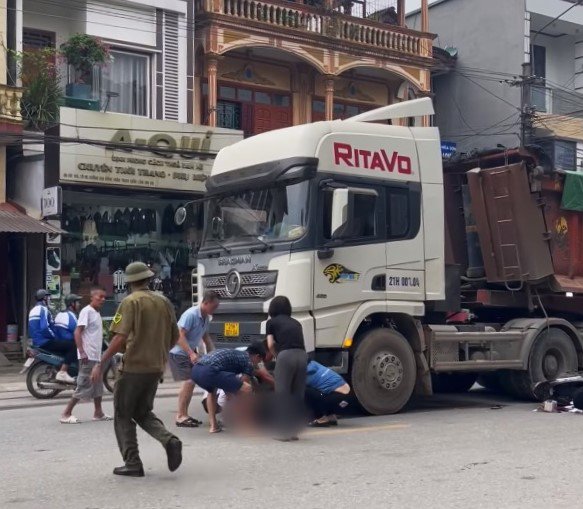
[55,294,82,341]
[28,289,76,384]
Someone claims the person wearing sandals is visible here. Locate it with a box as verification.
[266,296,307,442]
[168,290,219,429]
[60,287,112,424]
[191,342,274,433]
[305,360,351,427]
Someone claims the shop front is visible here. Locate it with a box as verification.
[46,107,242,319]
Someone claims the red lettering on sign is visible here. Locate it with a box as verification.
[333,143,354,167]
[333,142,413,175]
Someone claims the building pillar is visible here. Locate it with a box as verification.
[421,0,429,32]
[575,39,583,94]
[206,56,219,127]
[325,76,334,121]
[293,65,313,125]
[397,0,405,27]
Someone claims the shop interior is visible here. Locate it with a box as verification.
[58,189,203,319]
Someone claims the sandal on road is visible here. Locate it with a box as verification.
[176,417,199,428]
[93,414,113,422]
[60,415,81,424]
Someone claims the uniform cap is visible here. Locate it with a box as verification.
[124,262,155,283]
[65,294,82,305]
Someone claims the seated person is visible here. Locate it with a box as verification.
[305,360,352,427]
[191,342,274,433]
[29,289,76,384]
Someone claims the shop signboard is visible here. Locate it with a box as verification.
[41,186,62,217]
[59,108,244,193]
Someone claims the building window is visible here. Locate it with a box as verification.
[101,50,150,116]
[217,101,242,130]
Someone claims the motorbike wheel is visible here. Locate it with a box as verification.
[103,360,118,394]
[26,362,61,399]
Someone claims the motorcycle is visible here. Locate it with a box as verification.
[21,346,122,399]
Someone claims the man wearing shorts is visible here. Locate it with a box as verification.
[60,287,111,424]
[168,291,219,428]
[191,342,273,433]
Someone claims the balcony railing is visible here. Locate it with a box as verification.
[198,0,431,57]
[0,84,22,123]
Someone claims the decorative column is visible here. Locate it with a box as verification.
[421,0,429,32]
[206,56,219,127]
[397,0,405,27]
[325,76,335,121]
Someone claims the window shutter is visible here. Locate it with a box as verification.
[163,11,180,121]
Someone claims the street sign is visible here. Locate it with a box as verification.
[441,141,457,159]
[41,186,62,217]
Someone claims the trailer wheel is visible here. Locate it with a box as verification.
[506,328,578,400]
[351,328,416,415]
[432,373,477,393]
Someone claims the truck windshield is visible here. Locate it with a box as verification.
[203,180,309,248]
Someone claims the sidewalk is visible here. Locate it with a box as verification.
[0,364,193,411]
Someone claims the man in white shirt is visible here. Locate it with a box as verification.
[60,287,111,424]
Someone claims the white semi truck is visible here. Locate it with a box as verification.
[191,98,583,415]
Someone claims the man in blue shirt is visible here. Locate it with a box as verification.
[305,360,351,427]
[168,290,219,427]
[28,289,76,384]
[54,294,82,341]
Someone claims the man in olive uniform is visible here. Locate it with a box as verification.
[91,262,182,477]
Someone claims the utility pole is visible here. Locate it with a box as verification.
[518,62,535,146]
[507,66,536,147]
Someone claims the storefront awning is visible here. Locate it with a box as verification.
[0,204,65,234]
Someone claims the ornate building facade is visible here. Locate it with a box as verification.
[192,0,433,135]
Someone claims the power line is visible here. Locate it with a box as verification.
[453,70,520,111]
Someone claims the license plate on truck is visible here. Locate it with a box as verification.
[224,323,240,337]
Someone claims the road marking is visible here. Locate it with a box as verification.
[303,423,410,436]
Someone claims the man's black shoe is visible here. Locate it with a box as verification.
[113,465,145,477]
[166,438,183,472]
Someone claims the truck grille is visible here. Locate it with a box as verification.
[202,271,277,300]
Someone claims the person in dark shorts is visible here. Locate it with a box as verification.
[168,291,219,428]
[266,296,307,442]
[191,342,274,433]
[60,287,111,424]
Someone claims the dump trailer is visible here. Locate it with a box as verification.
[194,98,583,415]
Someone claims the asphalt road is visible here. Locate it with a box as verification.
[1,388,581,509]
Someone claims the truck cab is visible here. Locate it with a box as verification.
[197,98,444,414]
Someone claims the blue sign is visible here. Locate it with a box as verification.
[441,141,457,159]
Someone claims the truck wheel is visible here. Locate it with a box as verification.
[351,328,416,415]
[506,328,578,400]
[432,373,477,393]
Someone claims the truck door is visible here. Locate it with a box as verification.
[313,181,387,347]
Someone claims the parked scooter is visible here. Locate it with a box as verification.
[21,346,122,399]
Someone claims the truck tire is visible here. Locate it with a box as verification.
[432,373,477,393]
[351,328,416,415]
[505,328,578,400]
